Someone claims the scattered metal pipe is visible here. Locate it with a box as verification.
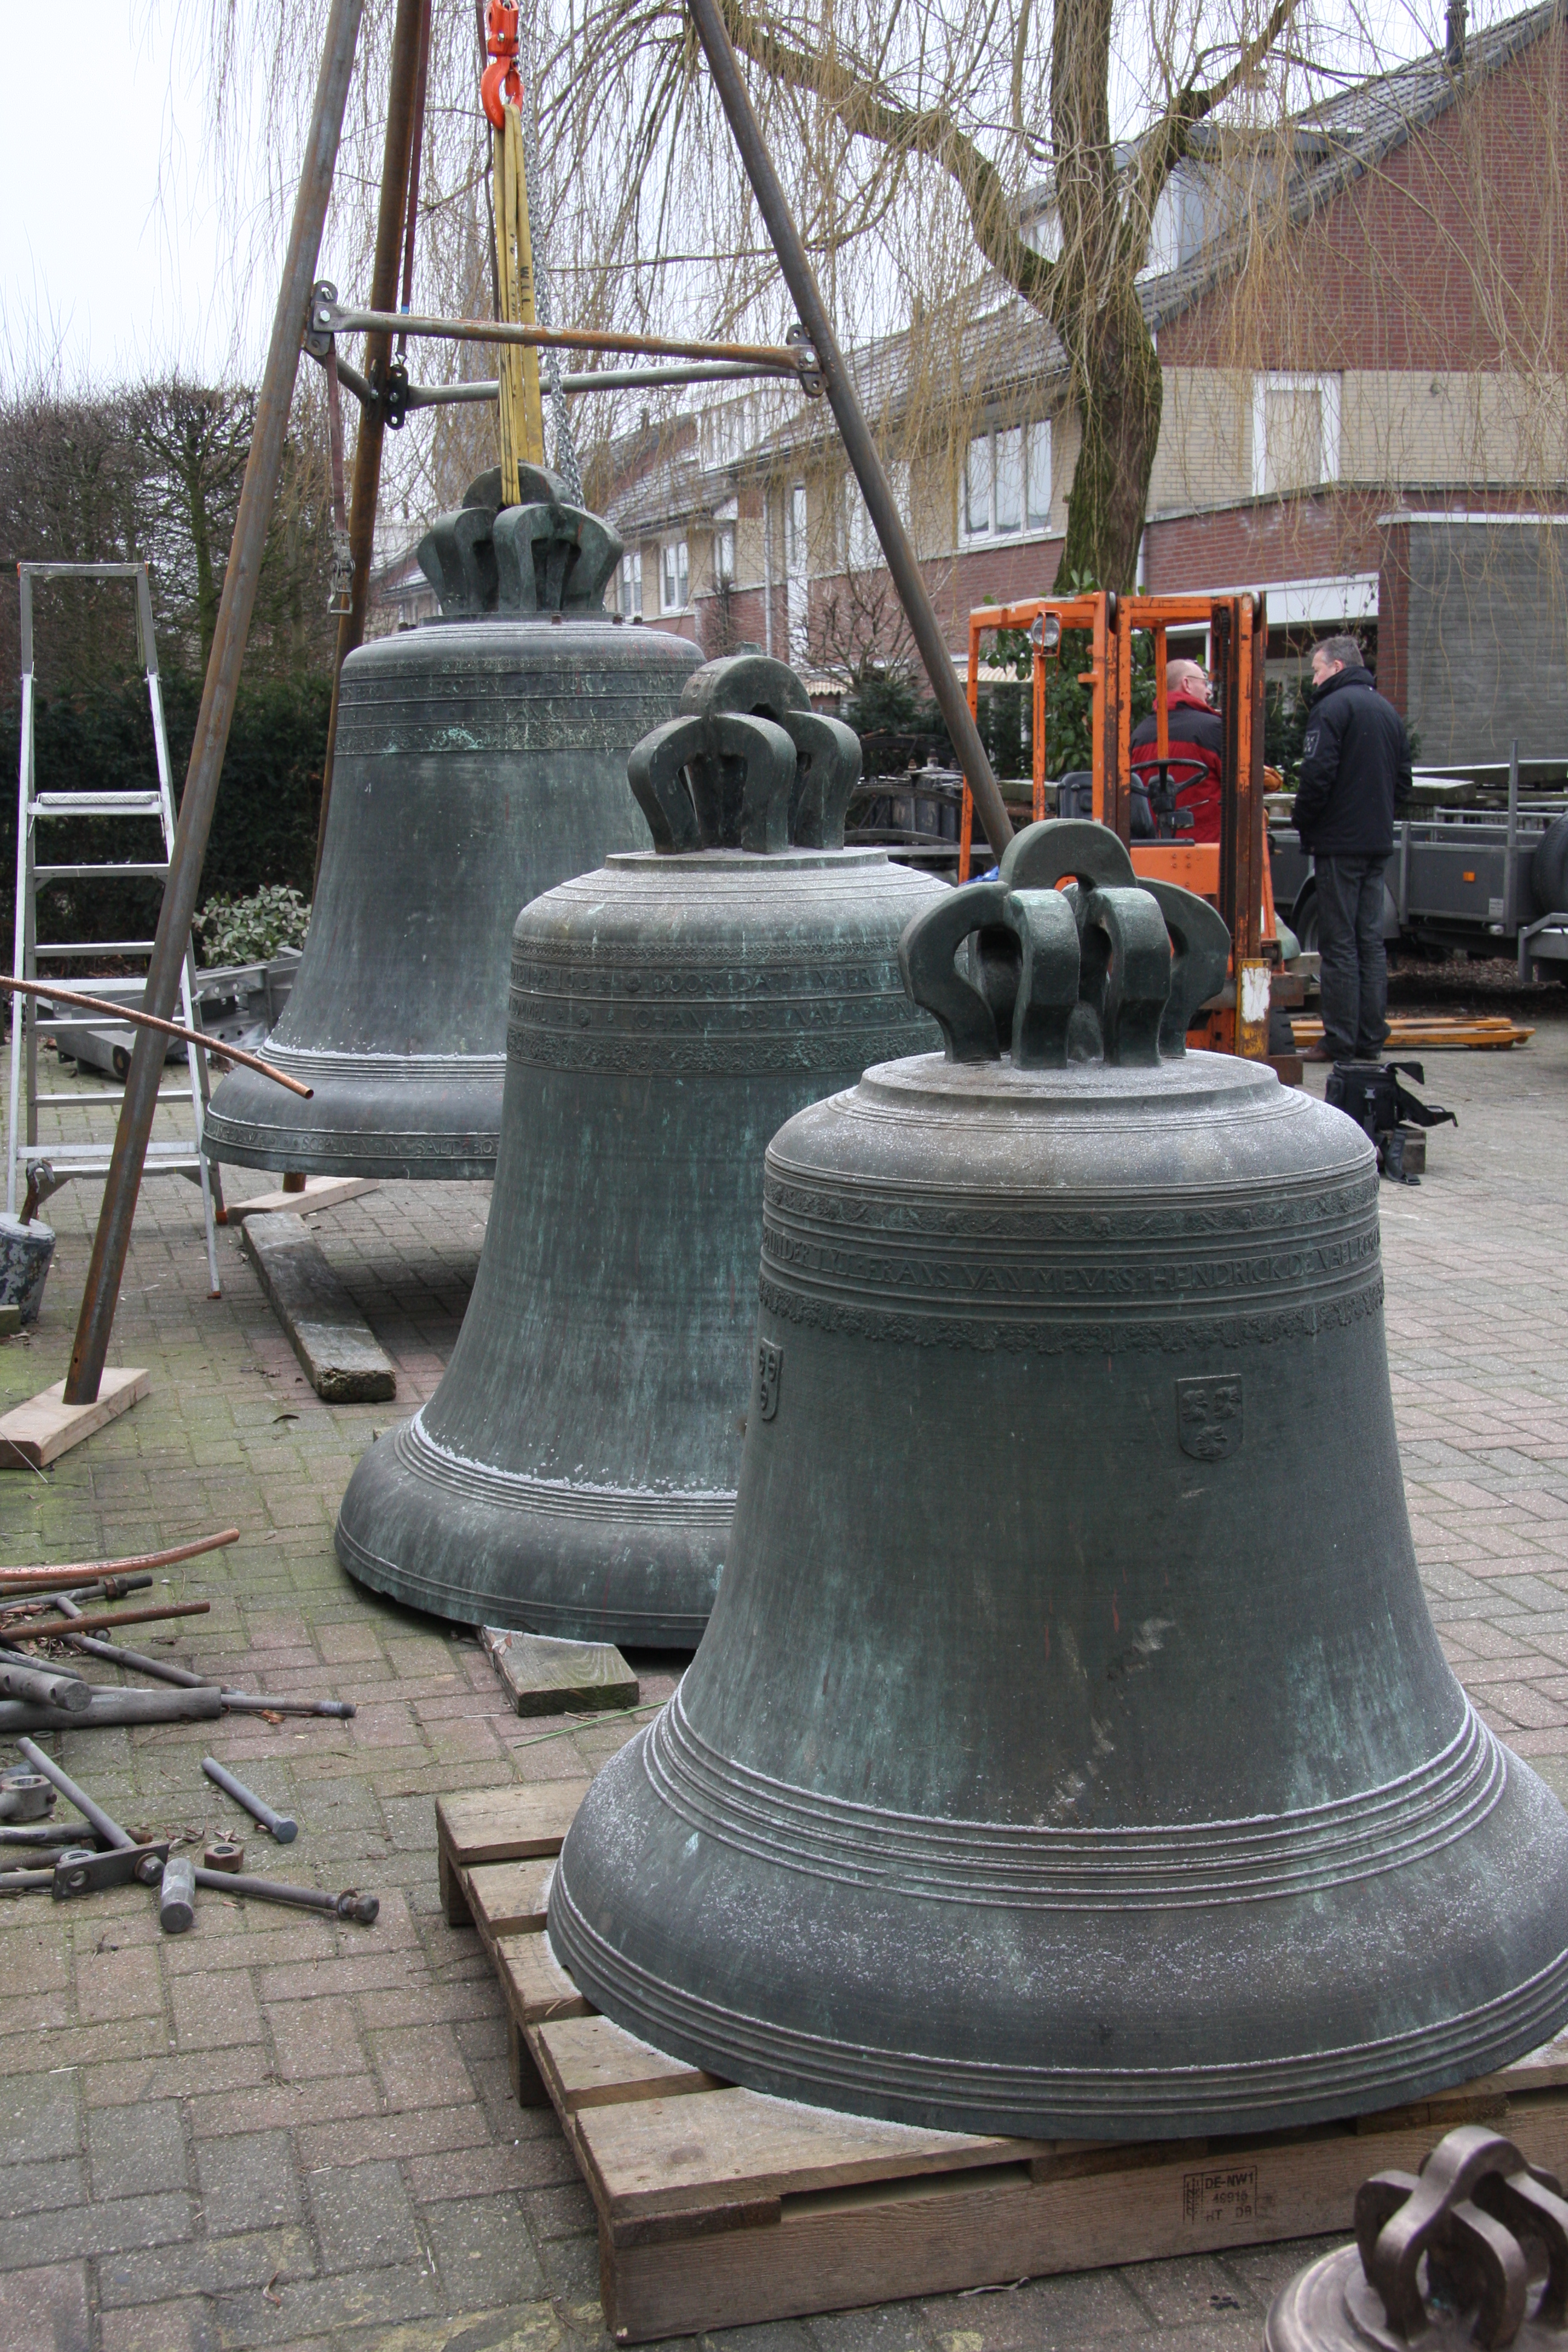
[0,1530,240,1590]
[64,0,365,1406]
[192,1865,377,1924]
[2,1600,210,1645]
[0,1688,225,1733]
[42,1592,354,1716]
[0,1869,54,1896]
[682,0,1011,861]
[0,1656,91,1715]
[0,1822,103,1849]
[15,1738,134,1848]
[218,1694,357,1720]
[202,1757,298,1843]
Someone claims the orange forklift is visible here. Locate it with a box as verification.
[956,591,1287,1063]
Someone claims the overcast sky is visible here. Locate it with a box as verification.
[0,0,1512,396]
[0,4,287,391]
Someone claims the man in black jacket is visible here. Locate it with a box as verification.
[1293,635,1413,1063]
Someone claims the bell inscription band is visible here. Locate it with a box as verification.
[334,653,947,1641]
[550,820,1568,2141]
[202,468,699,1180]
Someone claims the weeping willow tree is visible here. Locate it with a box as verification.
[188,0,1566,603]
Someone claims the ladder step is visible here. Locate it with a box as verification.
[32,942,157,958]
[30,792,164,817]
[34,863,170,881]
[21,1151,204,1176]
[31,1090,197,1106]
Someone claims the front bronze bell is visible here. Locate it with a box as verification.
[333,653,947,1641]
[550,818,1568,2141]
[203,468,698,1179]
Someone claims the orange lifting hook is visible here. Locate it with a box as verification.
[481,0,523,127]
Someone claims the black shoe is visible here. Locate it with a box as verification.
[1300,1044,1342,1063]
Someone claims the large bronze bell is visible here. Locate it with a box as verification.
[202,468,698,1179]
[550,818,1568,2141]
[334,653,948,1641]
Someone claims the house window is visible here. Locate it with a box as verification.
[715,526,736,584]
[660,539,689,613]
[961,423,1051,541]
[1252,374,1341,497]
[619,550,642,617]
[845,462,910,572]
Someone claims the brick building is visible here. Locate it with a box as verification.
[597,0,1568,758]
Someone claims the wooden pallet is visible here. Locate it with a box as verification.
[1291,1013,1534,1051]
[437,1779,1568,2344]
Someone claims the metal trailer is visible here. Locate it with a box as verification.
[1269,745,1568,980]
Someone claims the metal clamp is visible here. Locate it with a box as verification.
[52,1841,169,1900]
[786,323,825,397]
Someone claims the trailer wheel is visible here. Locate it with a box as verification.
[1532,813,1568,920]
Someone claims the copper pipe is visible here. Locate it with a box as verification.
[0,1530,239,1590]
[0,982,310,1099]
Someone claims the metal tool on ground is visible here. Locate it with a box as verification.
[7,561,226,1291]
[159,1855,197,1934]
[54,1842,169,1900]
[0,1687,226,1733]
[2,1599,210,1644]
[0,1869,54,1896]
[201,1757,298,1843]
[0,1575,153,1606]
[15,1739,136,1851]
[0,1768,54,1821]
[42,1594,355,1718]
[60,0,364,1413]
[1,981,312,1097]
[204,1840,244,1872]
[0,1820,100,1848]
[193,1866,377,1923]
[0,1655,91,1714]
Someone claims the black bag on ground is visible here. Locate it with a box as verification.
[1325,1060,1456,1184]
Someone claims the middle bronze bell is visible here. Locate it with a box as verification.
[335,652,947,1642]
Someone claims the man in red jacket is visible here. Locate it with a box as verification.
[1130,659,1224,843]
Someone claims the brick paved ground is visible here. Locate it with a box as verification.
[4,1013,1568,2352]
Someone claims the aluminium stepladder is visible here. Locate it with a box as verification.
[6,561,224,1292]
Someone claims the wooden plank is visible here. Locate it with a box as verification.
[0,1367,148,1470]
[601,2093,1568,2343]
[466,1856,555,1946]
[436,1780,590,1869]
[575,2085,1051,2226]
[240,1215,394,1402]
[224,1177,379,1220]
[536,2013,726,2112]
[482,1626,639,1716]
[495,1932,592,2028]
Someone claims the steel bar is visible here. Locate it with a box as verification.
[682,0,1010,860]
[0,1823,103,1849]
[315,0,431,886]
[0,1870,54,1896]
[45,1590,356,1716]
[191,1865,378,1923]
[0,1688,224,1733]
[0,1530,239,1589]
[2,1601,211,1644]
[202,1756,298,1843]
[1,980,312,1098]
[315,353,786,410]
[15,1738,134,1847]
[0,1577,153,1605]
[315,296,802,374]
[0,1657,91,1714]
[63,0,364,1406]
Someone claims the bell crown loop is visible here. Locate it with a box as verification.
[415,465,622,618]
[899,817,1232,1068]
[626,651,863,855]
